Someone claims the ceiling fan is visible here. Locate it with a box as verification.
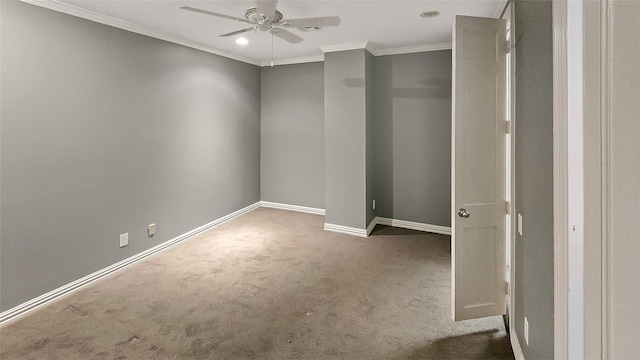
[180,0,341,44]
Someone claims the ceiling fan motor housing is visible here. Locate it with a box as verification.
[245,6,283,29]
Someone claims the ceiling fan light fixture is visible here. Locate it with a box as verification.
[235,37,249,45]
[420,10,440,18]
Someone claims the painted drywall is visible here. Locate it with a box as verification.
[324,50,367,229]
[373,51,452,227]
[260,62,324,209]
[0,1,261,311]
[365,51,376,227]
[608,1,640,356]
[513,0,555,358]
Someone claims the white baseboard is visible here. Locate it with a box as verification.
[323,223,368,237]
[324,216,451,238]
[0,202,452,325]
[259,201,325,215]
[510,326,526,360]
[0,201,261,326]
[257,202,451,237]
[375,217,451,235]
[366,218,377,235]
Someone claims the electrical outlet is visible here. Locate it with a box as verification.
[518,214,523,236]
[524,316,529,345]
[119,233,128,248]
[373,200,376,210]
[148,223,156,237]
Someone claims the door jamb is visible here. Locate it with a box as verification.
[502,0,516,333]
[552,0,570,358]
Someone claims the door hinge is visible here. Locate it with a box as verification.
[506,39,512,54]
[505,201,510,215]
[505,120,511,134]
[505,281,510,295]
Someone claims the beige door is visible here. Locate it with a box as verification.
[452,15,507,321]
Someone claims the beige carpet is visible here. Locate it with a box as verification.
[0,208,514,360]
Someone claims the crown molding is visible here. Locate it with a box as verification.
[371,43,452,56]
[259,55,324,67]
[492,0,509,18]
[21,0,460,68]
[319,41,371,53]
[20,0,261,66]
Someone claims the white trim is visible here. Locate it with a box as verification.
[552,0,570,358]
[323,223,368,237]
[505,0,518,343]
[0,202,261,326]
[510,326,526,360]
[20,0,261,66]
[600,0,612,355]
[566,0,585,357]
[259,201,325,215]
[371,43,452,56]
[375,217,452,235]
[366,218,377,236]
[22,0,452,68]
[319,41,370,53]
[324,217,452,237]
[259,55,324,67]
[320,41,452,57]
[492,0,510,19]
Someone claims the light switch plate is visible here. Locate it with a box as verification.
[119,233,128,248]
[518,214,523,236]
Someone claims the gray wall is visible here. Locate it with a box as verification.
[262,50,452,229]
[513,0,554,358]
[365,51,376,227]
[324,50,367,229]
[260,62,324,209]
[0,1,261,311]
[373,51,452,227]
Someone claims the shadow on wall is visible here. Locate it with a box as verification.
[406,329,515,360]
[393,77,451,99]
[374,52,453,225]
[343,78,365,87]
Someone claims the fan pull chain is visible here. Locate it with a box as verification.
[271,28,274,67]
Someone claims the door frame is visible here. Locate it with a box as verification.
[506,0,573,357]
[502,0,516,335]
[583,0,611,358]
[552,0,575,358]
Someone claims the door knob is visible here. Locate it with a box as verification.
[457,208,470,218]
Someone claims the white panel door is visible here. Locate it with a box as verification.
[452,15,507,321]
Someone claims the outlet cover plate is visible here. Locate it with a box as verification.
[148,223,156,236]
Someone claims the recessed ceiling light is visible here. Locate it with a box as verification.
[420,11,440,18]
[235,37,249,45]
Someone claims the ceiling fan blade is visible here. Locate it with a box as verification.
[256,0,278,21]
[180,6,252,24]
[271,28,303,44]
[219,27,256,37]
[279,16,341,28]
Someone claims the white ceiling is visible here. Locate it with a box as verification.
[32,0,506,66]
